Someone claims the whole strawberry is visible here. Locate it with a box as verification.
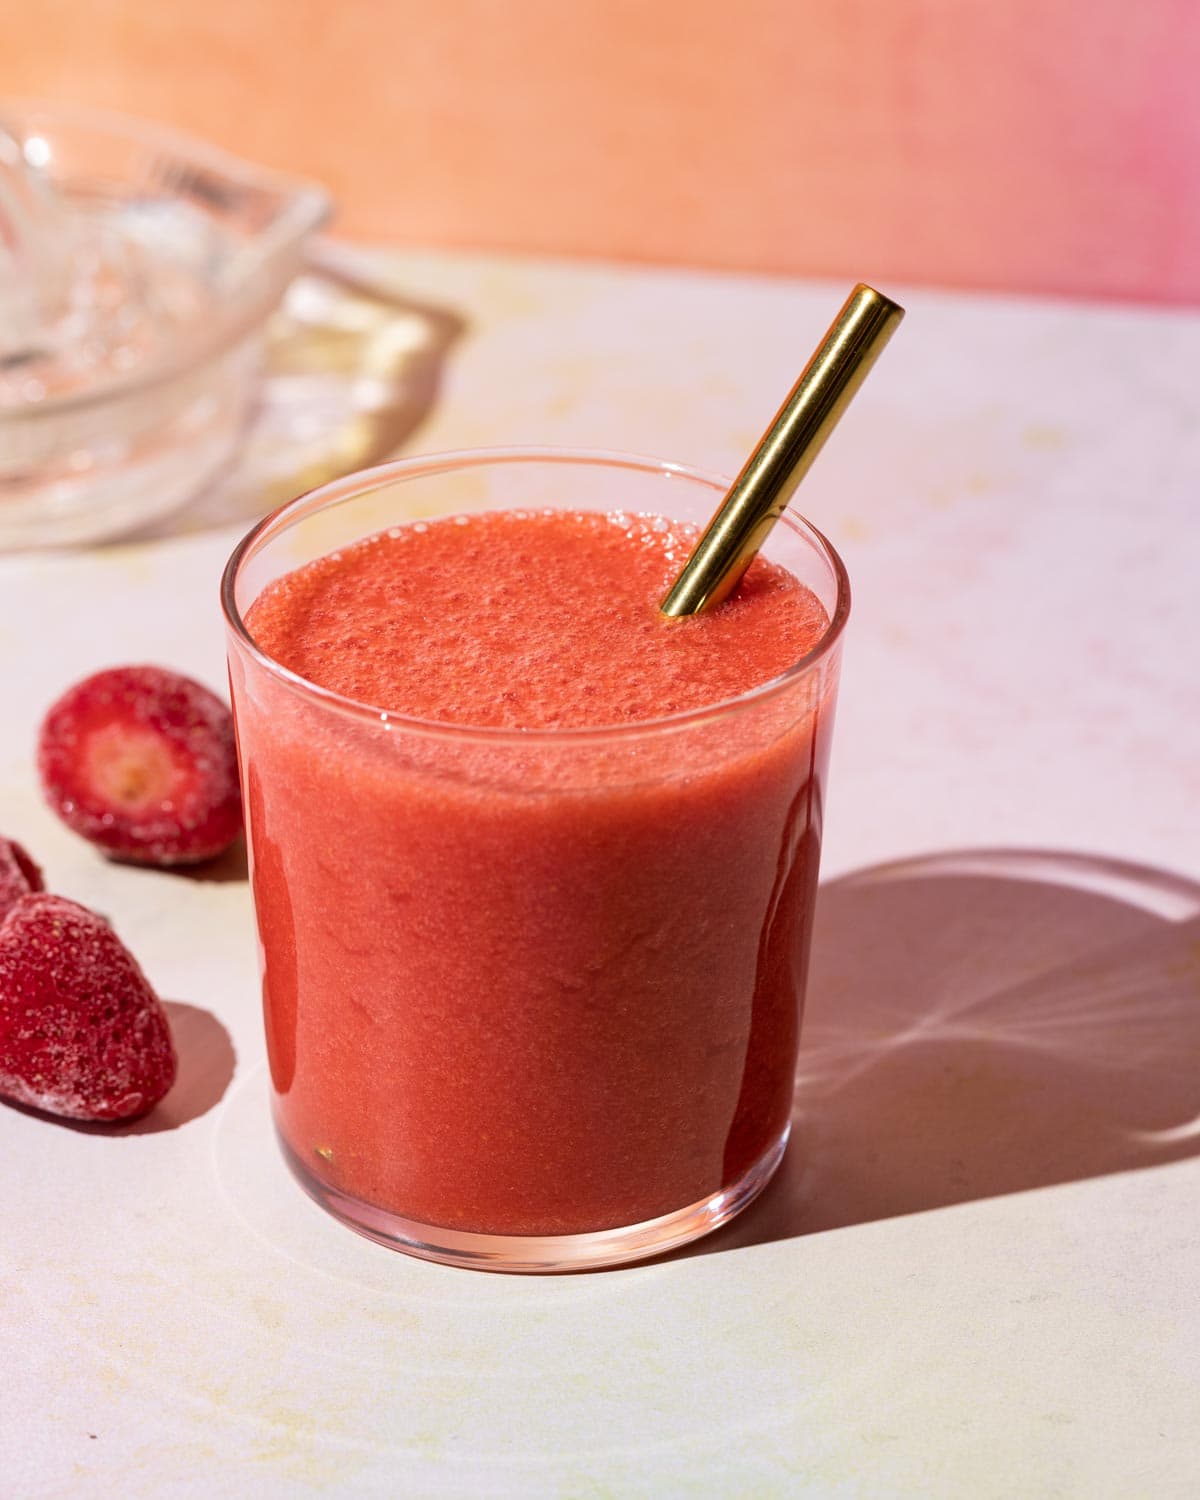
[0,894,176,1121]
[38,665,242,866]
[0,837,44,922]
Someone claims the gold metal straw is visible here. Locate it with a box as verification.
[659,283,905,617]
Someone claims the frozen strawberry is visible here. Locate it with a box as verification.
[0,893,176,1121]
[0,837,44,922]
[37,665,242,866]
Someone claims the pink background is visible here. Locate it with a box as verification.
[5,0,1198,302]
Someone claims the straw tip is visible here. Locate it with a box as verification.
[853,282,906,319]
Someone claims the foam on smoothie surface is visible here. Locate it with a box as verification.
[246,509,829,730]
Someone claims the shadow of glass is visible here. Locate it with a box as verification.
[127,248,466,542]
[8,1000,237,1136]
[689,849,1200,1257]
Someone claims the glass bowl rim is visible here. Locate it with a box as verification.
[0,97,331,422]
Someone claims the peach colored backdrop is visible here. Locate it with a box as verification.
[5,0,1198,303]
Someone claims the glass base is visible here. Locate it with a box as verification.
[278,1125,790,1273]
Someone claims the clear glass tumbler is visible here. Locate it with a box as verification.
[222,449,848,1271]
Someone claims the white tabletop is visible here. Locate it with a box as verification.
[3,247,1198,1498]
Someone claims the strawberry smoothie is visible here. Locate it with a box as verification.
[223,452,847,1269]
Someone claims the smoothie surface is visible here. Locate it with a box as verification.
[247,509,829,729]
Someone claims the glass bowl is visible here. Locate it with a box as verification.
[0,101,331,548]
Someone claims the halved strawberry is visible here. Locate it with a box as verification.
[0,893,176,1121]
[37,665,242,866]
[0,837,44,922]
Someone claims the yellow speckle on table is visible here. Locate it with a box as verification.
[1022,423,1069,451]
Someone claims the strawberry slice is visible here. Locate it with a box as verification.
[37,665,242,866]
[0,893,176,1121]
[0,837,44,922]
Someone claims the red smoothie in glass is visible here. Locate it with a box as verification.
[238,507,836,1240]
